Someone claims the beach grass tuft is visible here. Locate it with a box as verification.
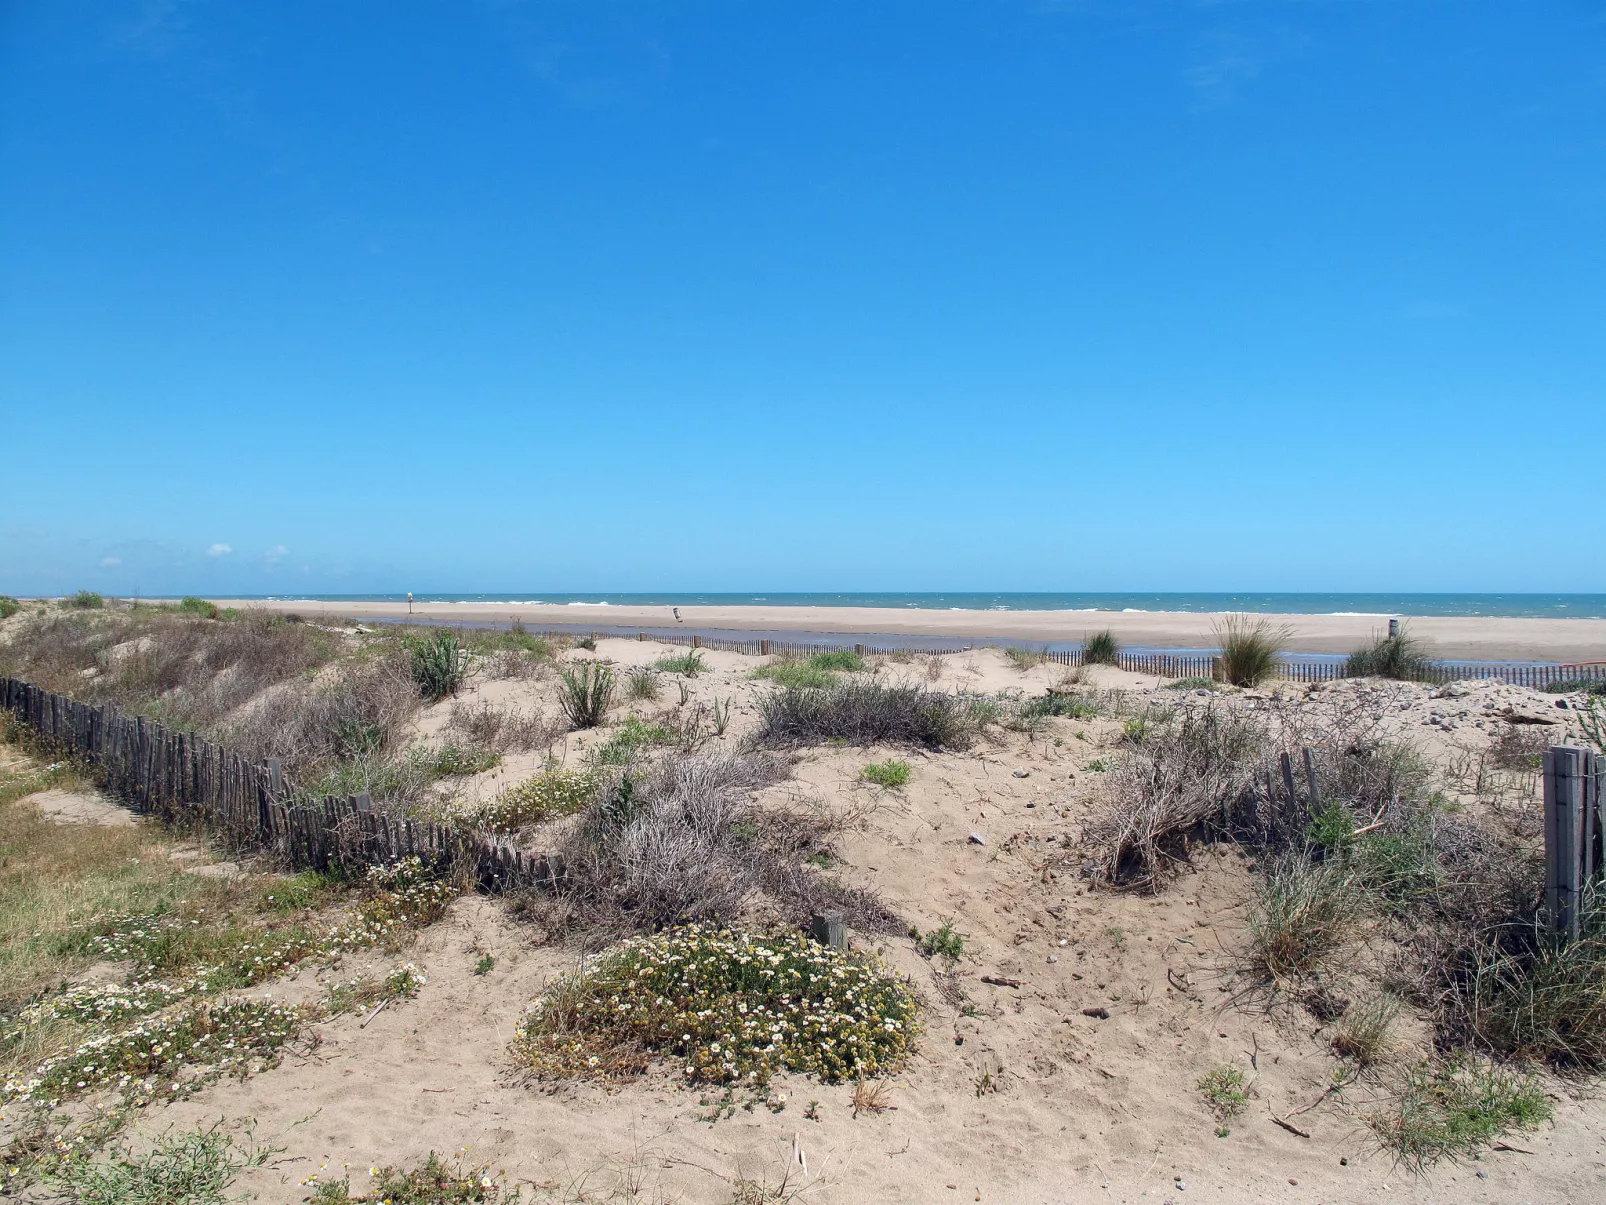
[1212,614,1290,687]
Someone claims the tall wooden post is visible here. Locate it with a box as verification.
[1545,745,1588,943]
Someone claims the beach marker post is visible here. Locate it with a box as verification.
[1388,618,1400,639]
[1544,745,1598,943]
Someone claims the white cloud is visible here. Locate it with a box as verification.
[100,556,121,567]
[264,545,289,563]
[207,543,233,557]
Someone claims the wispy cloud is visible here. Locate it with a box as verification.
[100,556,121,567]
[264,545,289,564]
[207,542,233,557]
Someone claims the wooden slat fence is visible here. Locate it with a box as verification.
[1,676,560,893]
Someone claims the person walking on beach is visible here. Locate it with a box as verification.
[673,607,682,624]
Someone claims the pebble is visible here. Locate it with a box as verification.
[968,832,987,845]
[1013,768,1029,778]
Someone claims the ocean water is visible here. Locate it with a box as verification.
[252,592,1606,620]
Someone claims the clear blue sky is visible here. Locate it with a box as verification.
[2,2,1602,597]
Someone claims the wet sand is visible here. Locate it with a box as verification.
[207,600,1606,663]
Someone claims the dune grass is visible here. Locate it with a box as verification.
[1212,614,1290,687]
[1347,625,1432,680]
[754,650,866,690]
[756,681,988,751]
[1367,1056,1550,1169]
[1081,629,1120,666]
[861,759,911,788]
[559,663,615,729]
[655,650,707,677]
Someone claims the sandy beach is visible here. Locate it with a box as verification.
[209,599,1606,663]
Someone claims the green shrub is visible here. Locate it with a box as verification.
[1212,615,1289,687]
[809,649,865,672]
[1020,690,1100,721]
[656,650,707,676]
[1367,1056,1551,1169]
[408,630,469,700]
[423,742,500,776]
[217,606,243,621]
[62,590,103,610]
[625,665,660,700]
[1544,676,1606,696]
[178,596,219,619]
[513,925,920,1084]
[1166,676,1219,692]
[861,759,911,788]
[559,662,615,728]
[754,661,838,689]
[1347,625,1432,680]
[308,1152,514,1204]
[1082,629,1120,666]
[1004,646,1049,670]
[0,595,20,620]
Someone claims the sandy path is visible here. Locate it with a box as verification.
[207,601,1606,663]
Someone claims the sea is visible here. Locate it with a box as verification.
[249,593,1606,620]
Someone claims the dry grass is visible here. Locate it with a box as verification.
[1244,852,1367,981]
[446,699,561,753]
[1085,705,1267,889]
[754,681,989,751]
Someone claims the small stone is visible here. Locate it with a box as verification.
[1339,1157,1347,1166]
[968,832,987,845]
[1047,954,1059,963]
[1476,1171,1488,1180]
[1175,1179,1187,1191]
[1288,1179,1298,1186]
[1013,768,1029,778]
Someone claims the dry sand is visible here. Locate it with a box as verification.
[15,641,1606,1202]
[208,600,1606,664]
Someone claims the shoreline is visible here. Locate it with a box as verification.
[207,599,1606,664]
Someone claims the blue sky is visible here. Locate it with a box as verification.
[2,1,1602,597]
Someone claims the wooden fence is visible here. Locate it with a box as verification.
[547,628,1606,689]
[1,676,559,892]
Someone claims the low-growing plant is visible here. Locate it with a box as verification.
[1347,625,1432,680]
[513,925,920,1085]
[810,650,865,672]
[423,742,501,776]
[914,918,964,962]
[408,630,470,700]
[0,595,21,619]
[1196,1065,1248,1119]
[62,590,104,610]
[559,662,615,729]
[574,635,598,651]
[1166,676,1219,692]
[711,696,734,737]
[755,661,838,689]
[1459,915,1606,1067]
[308,1152,513,1204]
[656,650,707,677]
[50,1122,273,1205]
[591,714,674,765]
[1019,690,1100,721]
[461,765,601,832]
[1543,677,1606,696]
[178,596,219,619]
[1081,629,1120,667]
[861,759,910,789]
[1212,614,1290,687]
[1366,1056,1551,1169]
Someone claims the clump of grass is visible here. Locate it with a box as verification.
[1347,625,1432,680]
[1212,614,1290,687]
[1487,722,1550,771]
[1004,646,1050,671]
[513,925,919,1085]
[559,662,615,729]
[1366,1056,1551,1169]
[1332,995,1397,1068]
[1543,677,1606,696]
[913,918,964,962]
[656,650,707,677]
[421,742,500,776]
[1459,918,1606,1068]
[445,699,556,753]
[754,661,837,689]
[51,1122,273,1205]
[62,591,103,610]
[574,635,598,652]
[1197,1065,1248,1120]
[860,759,910,789]
[308,1152,513,1204]
[625,666,661,701]
[1166,676,1219,692]
[755,681,988,751]
[1245,852,1366,981]
[810,650,865,672]
[408,630,470,700]
[463,765,601,832]
[178,596,219,620]
[0,596,21,620]
[1081,629,1120,666]
[591,714,674,765]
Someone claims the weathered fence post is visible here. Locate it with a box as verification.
[810,910,847,951]
[1388,618,1400,639]
[1302,748,1321,807]
[761,639,770,656]
[693,634,702,648]
[854,643,866,657]
[1544,745,1589,943]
